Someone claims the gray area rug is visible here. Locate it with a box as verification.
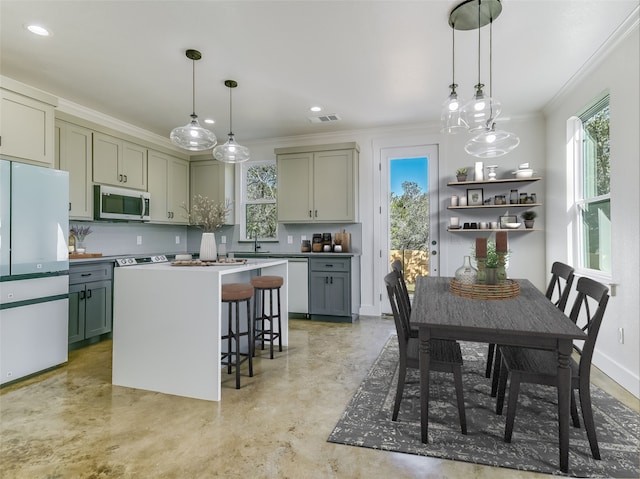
[328,336,640,478]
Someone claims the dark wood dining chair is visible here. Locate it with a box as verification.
[495,276,610,459]
[545,261,576,312]
[391,260,414,336]
[486,261,576,382]
[384,271,467,434]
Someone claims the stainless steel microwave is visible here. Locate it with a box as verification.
[94,185,150,222]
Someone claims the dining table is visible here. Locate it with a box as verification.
[409,276,587,474]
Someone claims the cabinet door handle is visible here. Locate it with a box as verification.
[167,212,171,219]
[314,210,318,217]
[309,210,312,218]
[325,264,334,267]
[69,202,72,211]
[330,277,333,284]
[80,290,86,300]
[123,175,128,183]
[81,273,92,277]
[86,289,92,299]
[119,174,123,182]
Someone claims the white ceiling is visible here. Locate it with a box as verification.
[1,1,637,143]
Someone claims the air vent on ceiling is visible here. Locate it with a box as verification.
[308,114,341,124]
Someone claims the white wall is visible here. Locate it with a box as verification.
[544,23,639,397]
[243,113,547,317]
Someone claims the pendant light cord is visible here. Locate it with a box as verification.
[476,2,481,89]
[451,26,456,88]
[191,58,196,117]
[228,85,234,136]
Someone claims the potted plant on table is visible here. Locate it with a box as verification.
[521,211,537,229]
[456,168,468,182]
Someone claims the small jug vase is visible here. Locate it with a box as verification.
[455,256,477,284]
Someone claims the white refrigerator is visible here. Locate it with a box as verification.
[0,159,69,384]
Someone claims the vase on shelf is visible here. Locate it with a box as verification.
[199,233,217,261]
[75,238,86,254]
[455,256,477,284]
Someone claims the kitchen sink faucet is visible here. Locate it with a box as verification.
[254,234,261,253]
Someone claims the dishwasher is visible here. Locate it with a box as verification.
[287,257,309,316]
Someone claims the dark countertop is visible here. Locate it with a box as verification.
[69,251,359,266]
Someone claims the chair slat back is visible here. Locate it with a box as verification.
[567,277,609,378]
[391,260,411,318]
[384,270,412,345]
[545,261,576,312]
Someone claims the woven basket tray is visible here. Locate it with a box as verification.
[450,278,520,300]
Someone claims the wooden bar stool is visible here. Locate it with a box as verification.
[221,283,254,389]
[251,275,283,359]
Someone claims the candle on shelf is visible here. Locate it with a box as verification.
[475,237,487,258]
[450,217,459,227]
[451,195,458,206]
[496,231,508,252]
[459,196,467,206]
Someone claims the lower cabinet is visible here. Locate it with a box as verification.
[69,262,113,345]
[309,257,351,320]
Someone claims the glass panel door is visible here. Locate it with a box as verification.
[380,145,439,314]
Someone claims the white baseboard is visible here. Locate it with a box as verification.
[593,349,640,399]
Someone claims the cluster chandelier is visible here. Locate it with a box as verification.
[441,0,519,158]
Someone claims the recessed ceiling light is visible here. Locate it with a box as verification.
[204,118,215,124]
[26,24,51,36]
[310,106,322,112]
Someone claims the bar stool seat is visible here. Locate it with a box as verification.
[221,283,254,389]
[251,275,283,359]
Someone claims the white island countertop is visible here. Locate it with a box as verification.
[112,258,288,401]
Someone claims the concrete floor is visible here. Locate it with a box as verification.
[1,316,637,478]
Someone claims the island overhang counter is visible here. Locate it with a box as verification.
[112,259,288,401]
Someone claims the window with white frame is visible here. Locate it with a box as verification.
[572,95,611,274]
[240,161,277,240]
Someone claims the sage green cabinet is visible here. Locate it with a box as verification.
[56,120,93,219]
[309,257,351,318]
[0,83,57,167]
[147,150,189,224]
[189,159,235,224]
[93,132,147,190]
[275,142,359,223]
[69,263,113,345]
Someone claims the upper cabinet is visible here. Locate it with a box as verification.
[93,132,147,191]
[56,120,93,219]
[189,159,235,224]
[0,78,57,167]
[147,150,189,224]
[276,142,359,223]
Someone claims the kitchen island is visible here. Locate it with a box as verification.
[112,259,288,401]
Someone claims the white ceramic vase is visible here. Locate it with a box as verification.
[199,232,217,261]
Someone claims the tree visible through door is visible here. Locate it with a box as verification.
[390,157,429,292]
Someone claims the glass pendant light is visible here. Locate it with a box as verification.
[441,25,467,133]
[170,49,217,151]
[465,122,520,158]
[213,80,250,163]
[459,0,502,132]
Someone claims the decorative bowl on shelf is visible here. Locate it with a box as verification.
[513,168,534,178]
[504,222,522,229]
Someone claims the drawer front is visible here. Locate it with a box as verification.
[69,263,113,284]
[309,258,350,272]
